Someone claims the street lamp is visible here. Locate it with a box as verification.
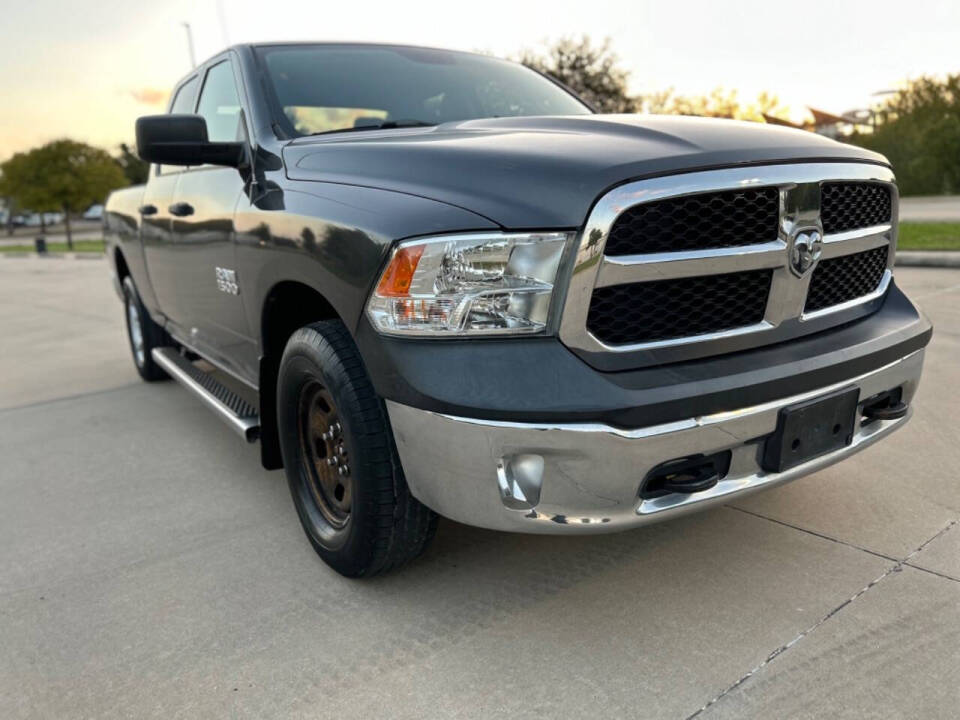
[182,22,197,69]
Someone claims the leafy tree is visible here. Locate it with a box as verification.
[0,139,128,249]
[848,74,960,195]
[518,36,640,113]
[518,36,790,123]
[117,142,149,185]
[645,87,790,121]
[1,194,19,236]
[0,152,54,233]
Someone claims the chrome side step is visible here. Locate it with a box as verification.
[151,347,260,442]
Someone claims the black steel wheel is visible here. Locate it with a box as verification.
[276,320,437,577]
[297,382,352,533]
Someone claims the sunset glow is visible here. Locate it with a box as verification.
[1,0,957,160]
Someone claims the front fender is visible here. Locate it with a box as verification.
[234,180,500,344]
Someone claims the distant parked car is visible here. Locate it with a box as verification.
[83,204,104,221]
[23,212,64,227]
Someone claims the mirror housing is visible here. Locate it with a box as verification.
[135,114,245,168]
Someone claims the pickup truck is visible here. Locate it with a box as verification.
[105,42,932,577]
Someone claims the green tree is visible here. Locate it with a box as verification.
[645,87,790,121]
[518,36,790,123]
[1,194,19,236]
[0,139,128,249]
[116,142,149,185]
[848,75,960,196]
[518,36,640,113]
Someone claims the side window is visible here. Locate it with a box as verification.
[158,77,199,175]
[196,61,244,142]
[170,77,199,114]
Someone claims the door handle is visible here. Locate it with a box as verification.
[168,202,194,217]
[138,204,157,216]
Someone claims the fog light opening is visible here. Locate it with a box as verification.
[497,453,544,511]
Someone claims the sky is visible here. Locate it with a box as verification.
[1,0,958,160]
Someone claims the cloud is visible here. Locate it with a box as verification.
[129,88,168,106]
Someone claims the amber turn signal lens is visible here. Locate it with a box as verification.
[376,245,425,297]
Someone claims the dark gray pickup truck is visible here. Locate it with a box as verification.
[104,42,932,576]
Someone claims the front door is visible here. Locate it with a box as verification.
[167,57,256,381]
[169,166,252,378]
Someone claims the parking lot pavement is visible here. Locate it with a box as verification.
[1,259,958,719]
[0,257,138,410]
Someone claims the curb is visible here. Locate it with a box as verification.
[895,251,960,269]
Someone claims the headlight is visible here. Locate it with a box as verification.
[366,232,572,336]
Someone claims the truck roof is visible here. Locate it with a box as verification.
[194,41,494,69]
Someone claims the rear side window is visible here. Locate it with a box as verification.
[197,61,244,142]
[169,77,199,114]
[158,77,200,174]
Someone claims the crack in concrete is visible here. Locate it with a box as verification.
[903,562,960,584]
[732,505,960,585]
[686,517,959,719]
[729,505,899,562]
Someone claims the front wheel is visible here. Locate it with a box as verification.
[276,320,438,577]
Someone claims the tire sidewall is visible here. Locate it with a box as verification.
[122,276,168,381]
[277,328,384,573]
[122,277,149,373]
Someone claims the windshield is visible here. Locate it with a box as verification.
[254,44,592,136]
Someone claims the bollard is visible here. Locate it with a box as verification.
[35,236,47,254]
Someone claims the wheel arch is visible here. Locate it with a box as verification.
[114,246,130,279]
[258,280,342,470]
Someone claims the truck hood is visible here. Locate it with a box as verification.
[283,114,888,229]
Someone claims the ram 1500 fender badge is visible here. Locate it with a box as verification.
[215,267,239,295]
[789,228,823,277]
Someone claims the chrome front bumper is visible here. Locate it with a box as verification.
[387,349,924,534]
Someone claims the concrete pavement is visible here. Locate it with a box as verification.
[1,258,958,719]
[896,250,960,269]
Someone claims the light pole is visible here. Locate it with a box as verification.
[216,0,230,48]
[182,22,197,69]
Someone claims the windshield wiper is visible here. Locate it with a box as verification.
[309,120,436,137]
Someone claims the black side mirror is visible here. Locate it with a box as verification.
[135,114,245,168]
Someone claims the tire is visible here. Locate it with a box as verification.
[277,320,438,577]
[122,276,170,382]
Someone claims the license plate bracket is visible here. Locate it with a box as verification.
[762,387,860,473]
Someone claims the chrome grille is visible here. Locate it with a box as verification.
[587,270,772,344]
[560,163,897,368]
[821,182,892,234]
[805,245,890,313]
[605,187,780,255]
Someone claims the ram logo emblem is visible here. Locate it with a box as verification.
[789,229,823,277]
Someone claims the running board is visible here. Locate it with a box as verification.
[151,347,260,443]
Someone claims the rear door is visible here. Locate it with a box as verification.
[167,56,256,380]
